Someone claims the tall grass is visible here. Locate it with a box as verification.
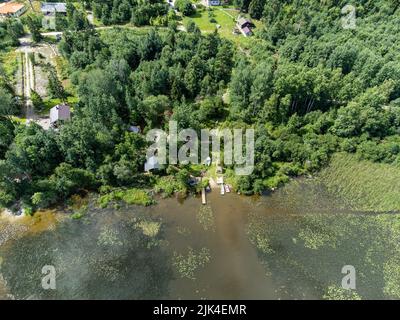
[318,153,400,212]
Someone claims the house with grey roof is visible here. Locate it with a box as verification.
[41,2,67,15]
[236,17,255,37]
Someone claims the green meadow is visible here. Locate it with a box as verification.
[182,6,261,48]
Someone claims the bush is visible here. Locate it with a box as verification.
[30,90,45,112]
[175,0,195,16]
[154,176,187,197]
[97,188,154,208]
[71,205,87,219]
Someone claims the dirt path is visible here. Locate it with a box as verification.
[218,8,236,19]
[17,35,53,129]
[24,50,35,121]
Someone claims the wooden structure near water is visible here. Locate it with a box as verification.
[202,187,206,204]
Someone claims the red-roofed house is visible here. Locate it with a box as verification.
[0,2,26,19]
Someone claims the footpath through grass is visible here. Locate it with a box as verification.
[318,153,400,212]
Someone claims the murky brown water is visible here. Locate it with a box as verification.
[0,179,398,300]
[159,191,277,299]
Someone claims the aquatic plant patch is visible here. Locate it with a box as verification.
[318,153,400,212]
[197,205,215,232]
[172,247,211,280]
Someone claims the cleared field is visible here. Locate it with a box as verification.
[318,153,400,212]
[182,7,260,47]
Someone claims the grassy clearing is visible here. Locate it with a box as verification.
[182,7,259,47]
[97,188,154,208]
[318,153,400,212]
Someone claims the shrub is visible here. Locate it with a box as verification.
[97,188,154,208]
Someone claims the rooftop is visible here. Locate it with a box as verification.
[0,2,25,14]
[237,17,252,27]
[41,2,67,13]
[242,26,252,35]
[50,104,70,124]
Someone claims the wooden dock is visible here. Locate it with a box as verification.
[201,187,206,204]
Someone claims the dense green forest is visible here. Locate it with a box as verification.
[87,0,169,26]
[0,0,399,212]
[0,18,24,167]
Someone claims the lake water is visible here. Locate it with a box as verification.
[0,179,398,300]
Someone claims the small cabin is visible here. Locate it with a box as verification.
[236,17,255,37]
[50,104,70,125]
[237,17,254,29]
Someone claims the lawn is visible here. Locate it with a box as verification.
[318,153,400,212]
[182,6,261,48]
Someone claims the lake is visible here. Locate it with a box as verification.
[0,178,399,300]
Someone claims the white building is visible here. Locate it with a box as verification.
[50,104,70,125]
